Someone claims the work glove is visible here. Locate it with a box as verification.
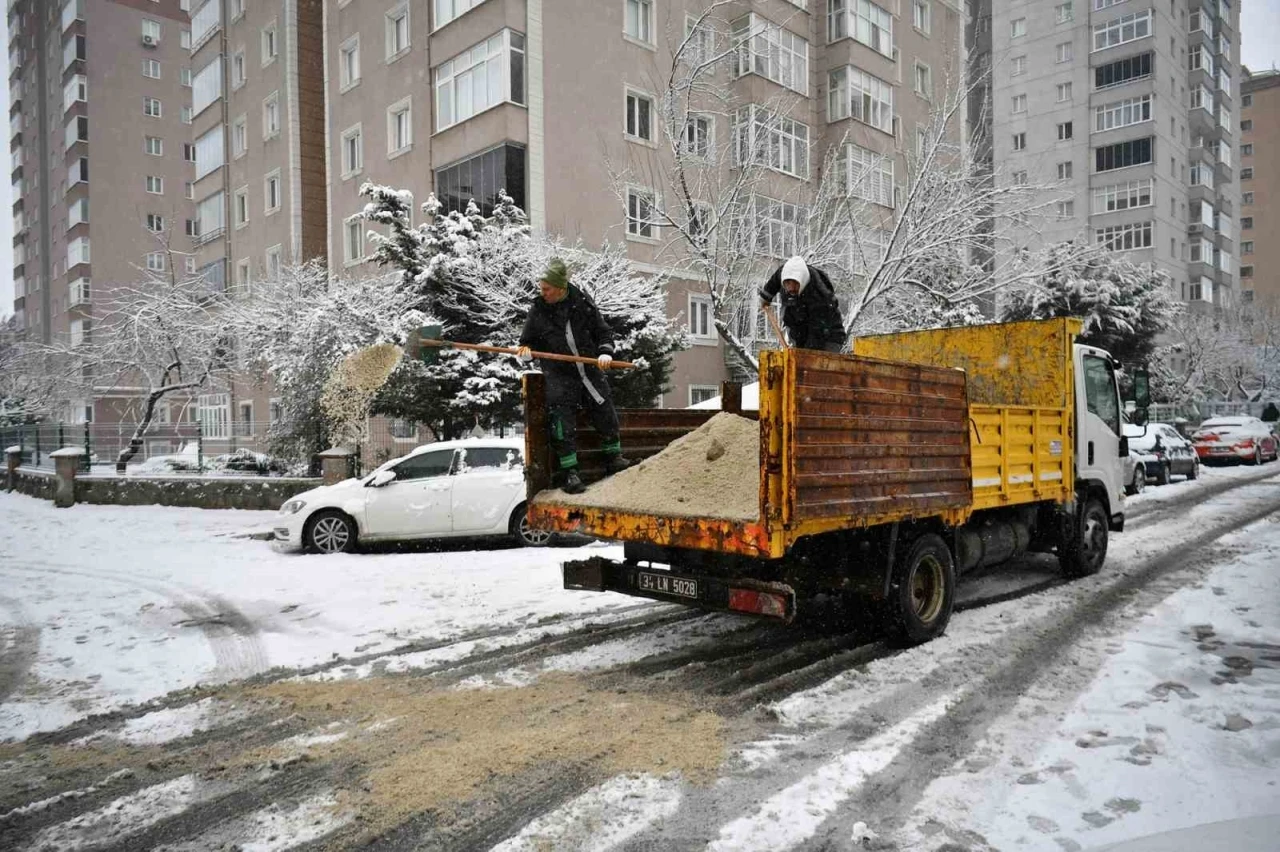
[516,346,533,364]
[597,354,614,369]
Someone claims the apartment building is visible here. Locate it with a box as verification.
[324,0,964,409]
[8,0,195,421]
[187,0,325,438]
[1239,67,1278,307]
[987,0,1241,309]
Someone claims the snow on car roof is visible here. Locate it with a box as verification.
[1199,417,1249,427]
[404,437,524,457]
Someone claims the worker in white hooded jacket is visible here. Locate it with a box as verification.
[758,255,846,352]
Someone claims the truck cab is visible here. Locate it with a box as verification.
[1075,343,1129,531]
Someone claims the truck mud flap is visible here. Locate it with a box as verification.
[563,556,796,623]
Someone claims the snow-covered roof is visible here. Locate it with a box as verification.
[688,382,760,411]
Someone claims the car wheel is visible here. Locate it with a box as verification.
[882,533,955,647]
[1253,446,1264,466]
[1155,462,1170,485]
[510,503,552,547]
[1127,467,1145,495]
[304,510,358,554]
[1059,497,1108,579]
[1186,459,1199,480]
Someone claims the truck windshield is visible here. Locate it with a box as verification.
[1083,354,1120,435]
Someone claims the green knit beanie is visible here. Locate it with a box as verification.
[541,257,570,290]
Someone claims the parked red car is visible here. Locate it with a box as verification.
[1191,416,1280,465]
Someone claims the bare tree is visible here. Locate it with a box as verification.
[1155,301,1280,406]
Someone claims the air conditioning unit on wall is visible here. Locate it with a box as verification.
[142,35,157,47]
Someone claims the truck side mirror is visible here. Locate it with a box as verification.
[1131,368,1151,409]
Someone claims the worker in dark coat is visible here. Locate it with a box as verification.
[759,255,846,352]
[518,258,631,494]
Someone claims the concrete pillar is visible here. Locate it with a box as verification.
[317,447,355,486]
[50,447,85,508]
[5,446,20,492]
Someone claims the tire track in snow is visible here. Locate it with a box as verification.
[0,595,39,704]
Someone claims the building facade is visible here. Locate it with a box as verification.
[1239,67,1278,307]
[987,0,1241,309]
[9,0,196,421]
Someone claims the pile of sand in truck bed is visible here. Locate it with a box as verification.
[540,412,760,521]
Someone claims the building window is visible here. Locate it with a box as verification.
[1010,17,1026,38]
[233,115,247,158]
[1091,178,1153,213]
[1058,161,1073,180]
[1012,132,1026,151]
[185,182,194,199]
[1093,10,1153,53]
[198,191,225,240]
[387,97,413,154]
[232,49,246,89]
[434,30,525,131]
[264,170,281,214]
[1241,143,1253,156]
[182,106,192,124]
[344,216,365,265]
[142,19,161,42]
[146,213,164,233]
[234,186,249,227]
[1094,94,1152,132]
[146,175,164,194]
[262,19,278,65]
[1057,200,1074,219]
[435,0,484,30]
[263,91,280,138]
[1242,240,1254,254]
[625,0,653,44]
[828,65,894,133]
[1056,41,1073,63]
[1010,55,1026,77]
[180,27,191,49]
[828,0,895,58]
[180,66,192,87]
[913,62,932,98]
[386,4,411,58]
[625,90,654,141]
[1096,221,1153,251]
[1241,119,1253,132]
[198,394,230,440]
[1243,191,1253,205]
[684,14,714,65]
[146,251,166,272]
[734,105,810,180]
[1241,167,1254,179]
[143,96,162,117]
[912,0,930,33]
[627,187,658,239]
[1057,121,1073,141]
[1094,136,1152,171]
[1242,217,1253,230]
[689,385,719,406]
[192,55,224,116]
[195,125,224,180]
[842,142,894,207]
[1012,170,1028,185]
[435,143,527,215]
[1056,82,1073,102]
[237,260,251,293]
[683,115,713,159]
[1241,267,1254,279]
[1242,94,1253,107]
[341,124,363,177]
[1011,94,1027,113]
[750,195,808,259]
[183,142,196,163]
[266,245,283,279]
[70,319,88,348]
[732,14,811,94]
[145,135,163,156]
[142,59,161,79]
[1055,2,1073,23]
[340,35,360,90]
[186,218,198,237]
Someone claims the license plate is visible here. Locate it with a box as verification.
[637,572,698,599]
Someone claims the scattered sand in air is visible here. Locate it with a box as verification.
[320,343,404,443]
[540,413,760,521]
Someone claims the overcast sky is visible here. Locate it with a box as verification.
[1,5,1278,317]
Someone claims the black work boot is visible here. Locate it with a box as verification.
[603,455,633,475]
[562,469,586,494]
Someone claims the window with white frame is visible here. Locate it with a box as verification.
[185,217,198,237]
[1011,55,1026,76]
[731,14,810,95]
[145,135,163,156]
[68,236,90,267]
[340,35,360,89]
[185,256,197,275]
[689,385,719,406]
[70,318,87,348]
[1057,160,1073,180]
[263,91,280,138]
[1094,93,1152,132]
[683,114,712,159]
[181,26,191,49]
[1056,199,1074,219]
[828,0,894,58]
[1057,121,1073,140]
[734,105,810,179]
[1189,238,1214,262]
[142,18,161,41]
[1092,9,1152,52]
[434,31,525,131]
[198,191,225,238]
[262,19,278,64]
[195,125,224,180]
[388,97,412,153]
[68,198,88,228]
[198,394,230,439]
[750,195,807,258]
[914,61,932,98]
[63,74,86,111]
[146,175,164,194]
[1057,82,1073,102]
[1056,41,1073,63]
[435,0,485,30]
[1012,132,1026,151]
[843,143,893,207]
[186,181,194,199]
[1095,220,1152,251]
[1189,45,1213,75]
[625,89,654,141]
[268,397,282,425]
[1055,2,1073,23]
[237,259,251,293]
[192,55,223,115]
[626,187,658,239]
[915,127,927,159]
[1011,93,1027,113]
[180,66,192,87]
[828,65,893,133]
[142,58,160,79]
[234,186,249,227]
[1093,0,1126,8]
[264,170,281,214]
[182,106,192,124]
[684,14,714,65]
[341,124,363,176]
[688,294,714,340]
[231,48,246,89]
[625,0,653,44]
[344,216,364,264]
[143,96,162,117]
[146,251,166,272]
[232,115,247,158]
[1012,170,1028,185]
[386,4,410,58]
[266,245,283,279]
[1011,17,1026,37]
[146,213,164,232]
[913,0,930,33]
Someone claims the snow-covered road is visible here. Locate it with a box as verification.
[1,463,1278,851]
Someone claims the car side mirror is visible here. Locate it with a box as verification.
[368,469,397,487]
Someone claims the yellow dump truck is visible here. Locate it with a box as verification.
[523,318,1144,643]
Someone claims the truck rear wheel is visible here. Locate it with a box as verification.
[884,533,955,646]
[1059,498,1108,578]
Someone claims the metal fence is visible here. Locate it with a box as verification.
[1149,400,1273,426]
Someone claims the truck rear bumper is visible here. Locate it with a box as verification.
[563,557,796,623]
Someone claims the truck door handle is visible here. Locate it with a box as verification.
[1088,441,1094,466]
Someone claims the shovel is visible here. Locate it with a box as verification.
[415,326,637,369]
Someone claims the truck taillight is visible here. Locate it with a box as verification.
[728,588,788,618]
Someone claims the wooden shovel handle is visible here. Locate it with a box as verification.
[420,339,637,369]
[762,305,789,348]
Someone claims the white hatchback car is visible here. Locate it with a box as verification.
[274,438,551,553]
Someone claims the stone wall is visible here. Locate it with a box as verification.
[7,468,322,511]
[9,468,58,502]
